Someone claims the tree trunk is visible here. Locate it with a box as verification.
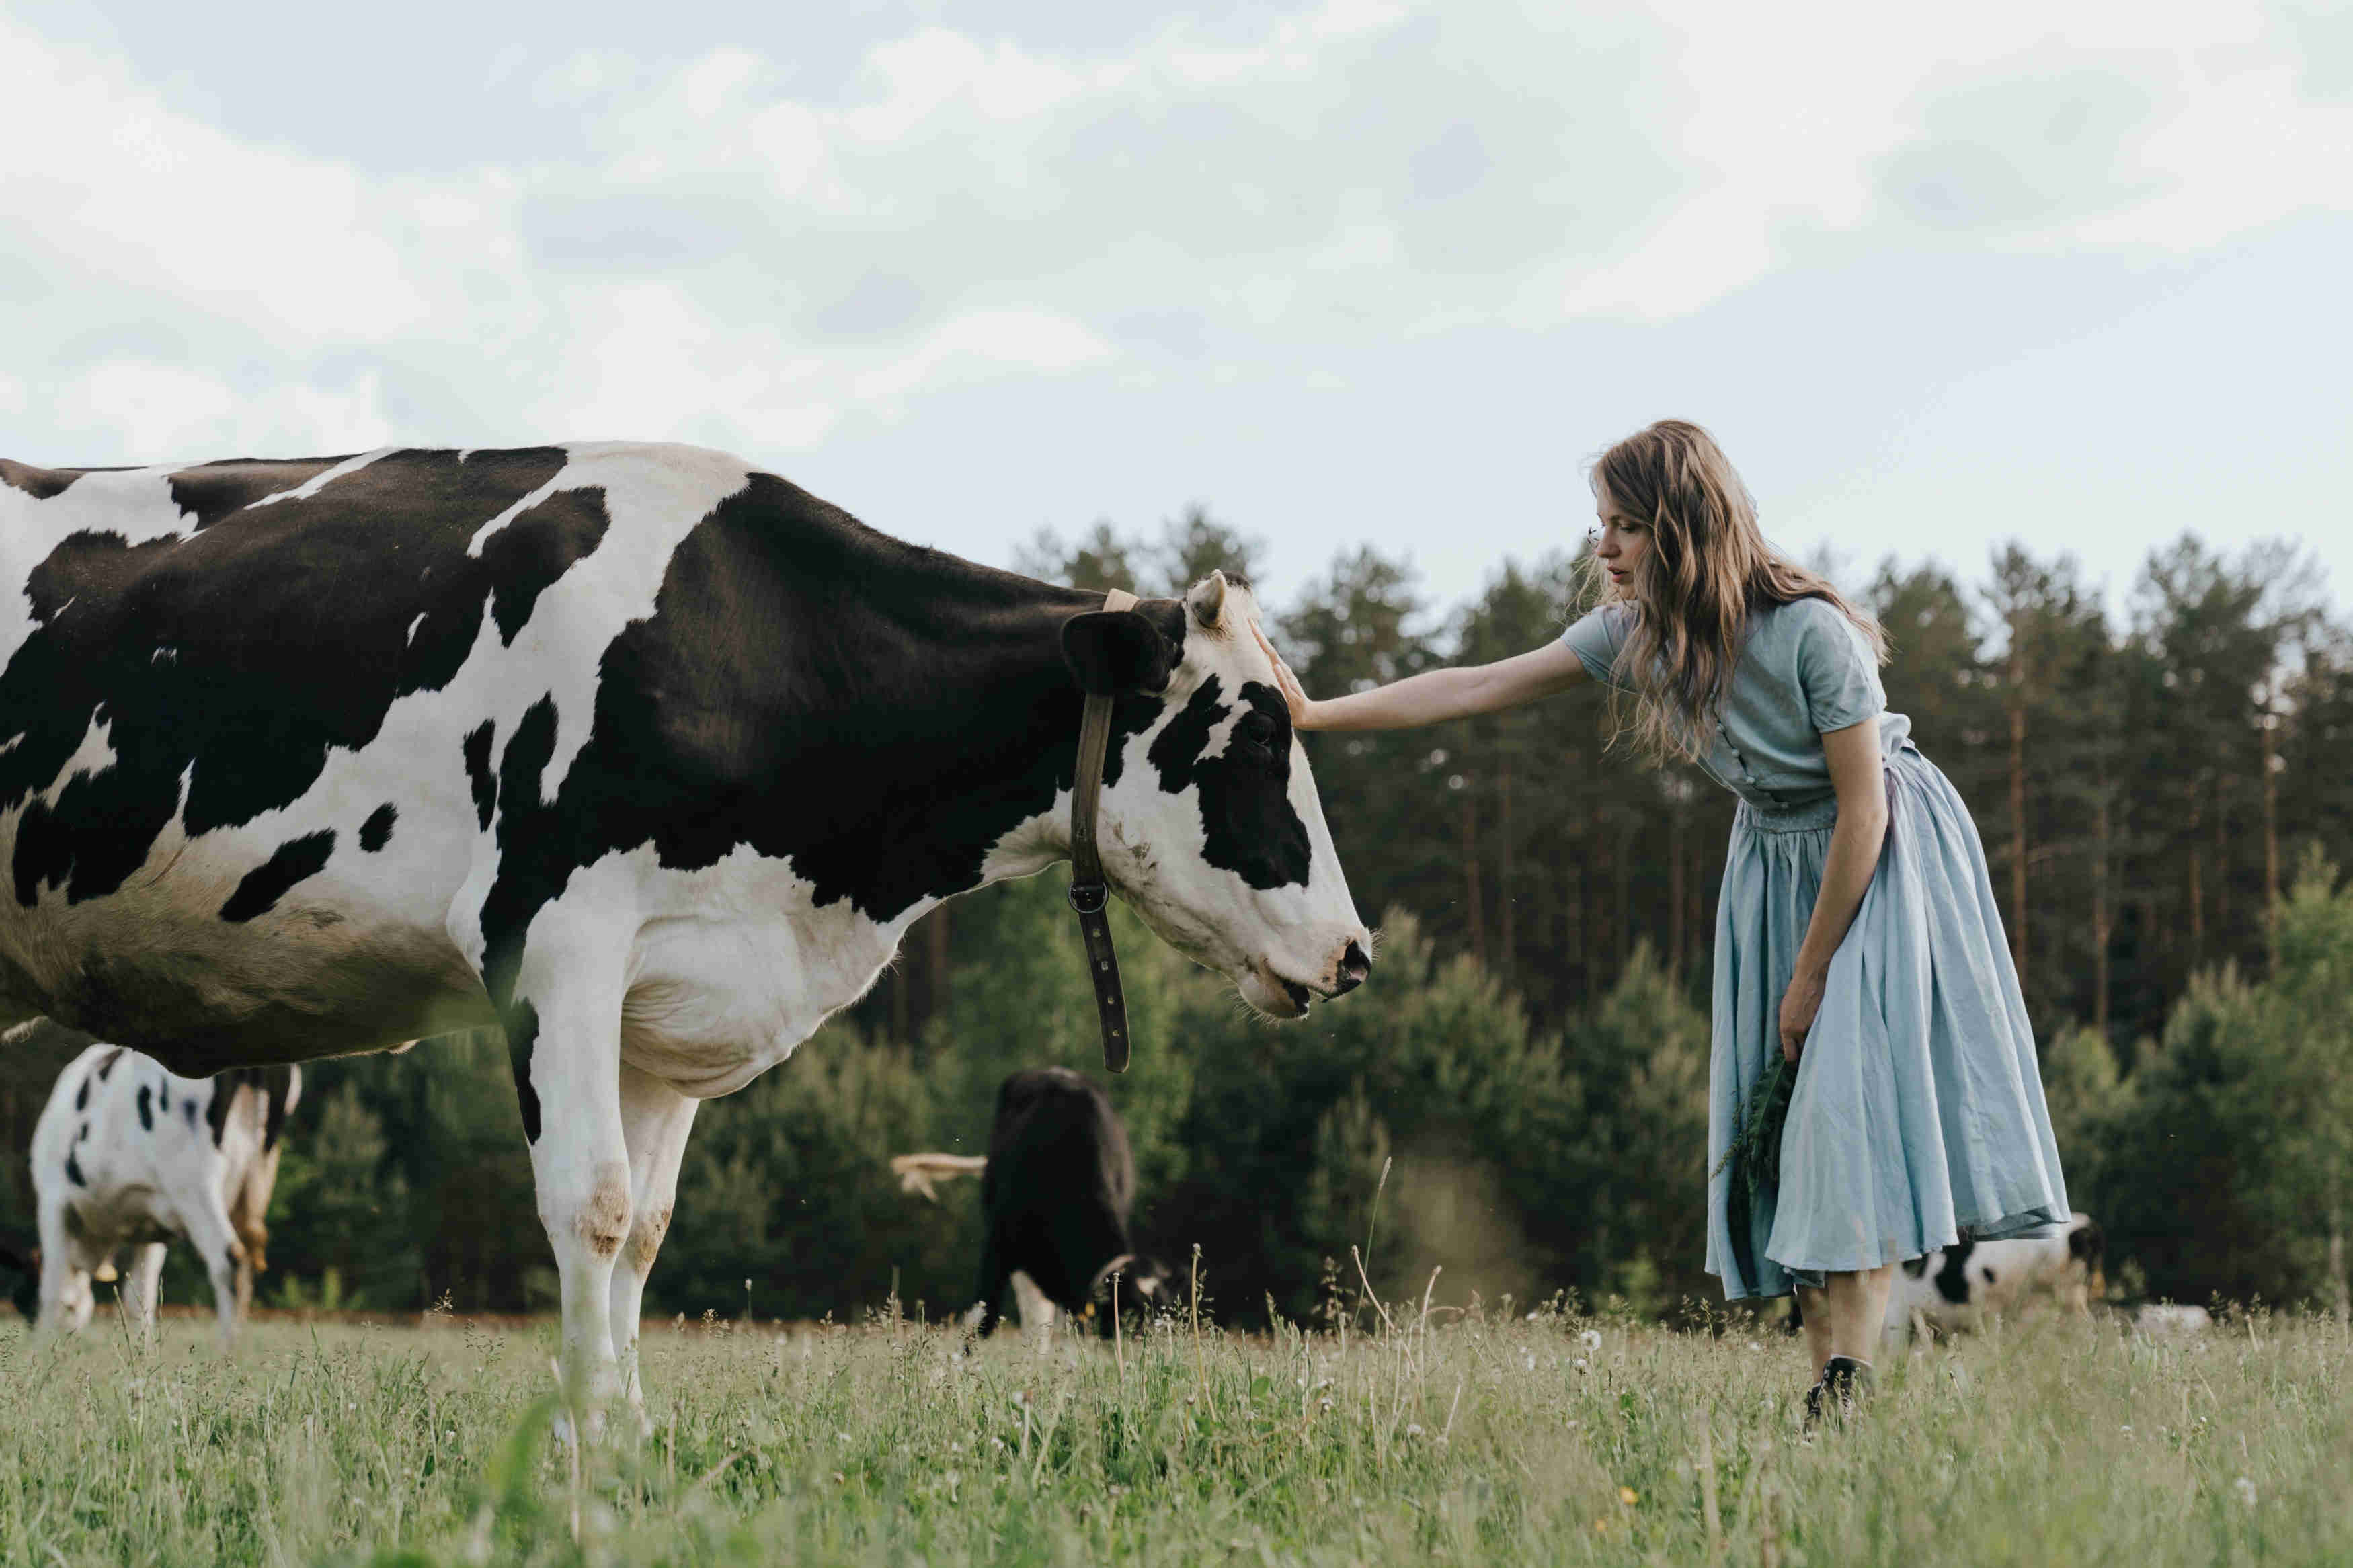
[1497,752,1515,982]
[1461,782,1485,969]
[2188,782,2204,962]
[2008,661,2028,979]
[1668,786,1687,975]
[2262,686,2280,917]
[2092,786,2112,1041]
[2332,1192,2349,1326]
[1614,827,1630,972]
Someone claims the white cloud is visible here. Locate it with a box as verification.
[3,0,2346,479]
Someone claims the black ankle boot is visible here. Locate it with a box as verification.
[1802,1355,1874,1432]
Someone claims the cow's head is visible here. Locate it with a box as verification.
[1061,571,1371,1018]
[1088,1251,1174,1337]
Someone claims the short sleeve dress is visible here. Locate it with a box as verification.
[1562,597,2069,1298]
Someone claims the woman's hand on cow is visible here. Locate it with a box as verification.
[1254,624,1323,731]
[1778,965,1827,1063]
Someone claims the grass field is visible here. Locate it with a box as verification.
[1,1296,2348,1566]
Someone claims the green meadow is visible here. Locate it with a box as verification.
[1,1300,2346,1567]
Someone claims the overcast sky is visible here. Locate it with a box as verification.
[5,1,2348,634]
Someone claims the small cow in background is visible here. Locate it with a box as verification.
[22,1021,300,1348]
[1887,1212,2105,1342]
[893,1067,1172,1341]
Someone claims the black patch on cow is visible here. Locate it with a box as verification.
[1061,610,1174,696]
[63,1149,85,1188]
[182,1100,198,1130]
[136,1083,153,1131]
[1,461,91,500]
[506,999,542,1145]
[0,448,607,909]
[204,1071,251,1147]
[463,723,497,830]
[1934,1237,1977,1304]
[97,1047,124,1081]
[218,830,335,922]
[1146,677,1312,890]
[158,1084,169,1114]
[1901,1255,1928,1279]
[260,1065,296,1151]
[73,1075,89,1111]
[484,488,612,643]
[359,802,397,852]
[166,458,342,530]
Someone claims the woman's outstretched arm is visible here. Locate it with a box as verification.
[1256,626,1589,733]
[1777,719,1892,1061]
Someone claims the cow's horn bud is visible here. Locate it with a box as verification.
[1188,569,1228,630]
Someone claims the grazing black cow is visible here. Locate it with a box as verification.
[894,1066,1172,1338]
[0,445,1368,1421]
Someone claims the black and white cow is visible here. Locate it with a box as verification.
[18,1018,298,1348]
[1886,1213,2106,1341]
[893,1066,1171,1339]
[0,445,1368,1419]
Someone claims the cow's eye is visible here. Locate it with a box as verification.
[1234,712,1281,757]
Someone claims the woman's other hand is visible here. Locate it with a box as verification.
[1253,623,1321,730]
[1778,965,1827,1062]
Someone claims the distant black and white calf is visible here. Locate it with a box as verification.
[18,1019,299,1347]
[893,1067,1171,1338]
[1887,1212,2105,1341]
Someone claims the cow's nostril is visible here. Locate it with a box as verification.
[1334,939,1371,994]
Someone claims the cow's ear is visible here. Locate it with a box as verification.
[1061,610,1172,696]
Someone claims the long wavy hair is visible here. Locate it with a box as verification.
[1583,420,1887,764]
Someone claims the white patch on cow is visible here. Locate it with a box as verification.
[405,613,425,646]
[0,466,192,667]
[463,466,571,558]
[509,444,755,797]
[487,837,931,1099]
[34,714,116,808]
[246,448,398,509]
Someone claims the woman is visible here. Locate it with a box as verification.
[1260,420,2069,1420]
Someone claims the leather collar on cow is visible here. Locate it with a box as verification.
[1069,588,1136,1073]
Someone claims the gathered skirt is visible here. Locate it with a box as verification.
[1706,744,2069,1300]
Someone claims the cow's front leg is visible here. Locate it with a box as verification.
[609,1063,699,1432]
[34,1199,93,1337]
[120,1243,168,1345]
[180,1190,247,1351]
[504,938,633,1433]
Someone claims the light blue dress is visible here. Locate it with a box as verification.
[1562,597,2069,1300]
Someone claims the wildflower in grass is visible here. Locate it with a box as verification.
[1619,1487,1639,1505]
[2234,1477,2257,1507]
[1580,1329,1603,1352]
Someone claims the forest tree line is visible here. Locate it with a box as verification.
[4,513,2350,1325]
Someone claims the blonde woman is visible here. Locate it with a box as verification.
[1261,420,2068,1423]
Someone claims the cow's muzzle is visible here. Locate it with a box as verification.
[1332,939,1372,997]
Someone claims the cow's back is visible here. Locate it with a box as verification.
[0,445,758,1065]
